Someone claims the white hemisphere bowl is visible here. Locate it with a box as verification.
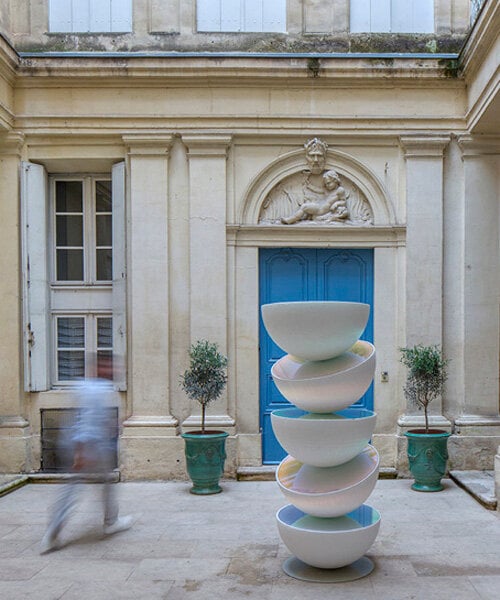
[271,340,376,413]
[276,504,381,569]
[261,301,370,361]
[271,408,376,467]
[276,445,379,518]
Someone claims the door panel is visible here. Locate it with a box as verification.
[259,247,374,464]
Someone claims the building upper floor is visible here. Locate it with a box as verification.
[0,0,484,54]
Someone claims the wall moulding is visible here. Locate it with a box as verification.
[400,135,451,158]
[0,103,15,131]
[0,131,24,154]
[182,134,232,157]
[123,133,174,156]
[15,55,464,85]
[456,134,500,156]
[226,225,406,248]
[13,117,467,136]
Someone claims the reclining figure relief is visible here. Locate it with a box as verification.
[258,138,373,226]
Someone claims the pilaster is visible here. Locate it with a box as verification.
[456,135,500,420]
[182,134,235,432]
[120,134,179,479]
[398,135,450,425]
[0,132,30,472]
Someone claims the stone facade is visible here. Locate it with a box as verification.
[0,1,499,484]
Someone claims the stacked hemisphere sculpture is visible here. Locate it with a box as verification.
[261,301,380,582]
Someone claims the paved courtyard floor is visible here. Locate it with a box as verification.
[1,478,499,599]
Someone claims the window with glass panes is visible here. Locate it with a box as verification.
[51,177,113,384]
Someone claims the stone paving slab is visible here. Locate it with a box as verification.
[0,479,499,599]
[449,470,497,510]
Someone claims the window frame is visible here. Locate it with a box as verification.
[22,161,127,392]
[49,174,113,387]
[52,312,114,387]
[50,175,113,287]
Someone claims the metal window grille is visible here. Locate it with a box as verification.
[40,408,118,472]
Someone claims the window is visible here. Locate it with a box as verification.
[350,0,434,33]
[22,162,126,391]
[197,0,286,33]
[50,176,114,384]
[49,0,132,33]
[54,179,112,283]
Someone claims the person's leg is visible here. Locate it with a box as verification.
[101,450,133,535]
[40,477,79,553]
[102,477,119,527]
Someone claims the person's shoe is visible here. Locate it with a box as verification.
[39,530,59,554]
[103,515,133,536]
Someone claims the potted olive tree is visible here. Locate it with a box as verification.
[180,340,229,494]
[400,344,450,492]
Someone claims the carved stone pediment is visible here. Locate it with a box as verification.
[258,139,374,226]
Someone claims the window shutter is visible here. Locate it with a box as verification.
[220,0,241,32]
[408,0,434,34]
[112,161,127,391]
[48,0,72,32]
[90,0,112,33]
[262,0,286,33]
[243,0,262,32]
[21,162,50,392]
[72,0,91,32]
[111,0,133,32]
[350,0,371,33]
[370,0,391,32]
[197,0,222,32]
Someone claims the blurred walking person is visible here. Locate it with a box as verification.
[40,354,132,553]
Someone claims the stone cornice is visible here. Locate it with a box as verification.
[0,101,14,131]
[183,134,232,157]
[457,134,500,155]
[400,135,451,158]
[0,131,25,155]
[0,34,19,84]
[15,55,464,87]
[122,133,173,156]
[226,224,406,247]
[460,0,499,78]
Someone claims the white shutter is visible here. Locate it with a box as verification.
[71,0,90,32]
[262,0,286,33]
[243,0,262,32]
[112,162,127,391]
[221,0,241,31]
[49,0,72,32]
[197,0,222,31]
[21,162,50,392]
[370,0,391,32]
[409,0,434,34]
[350,0,371,33]
[111,0,133,32]
[90,0,111,32]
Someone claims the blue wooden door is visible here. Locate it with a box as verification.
[259,248,374,464]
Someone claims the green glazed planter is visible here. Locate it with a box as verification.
[181,431,229,495]
[405,430,451,492]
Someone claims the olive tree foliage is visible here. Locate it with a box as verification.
[180,340,228,434]
[400,344,448,433]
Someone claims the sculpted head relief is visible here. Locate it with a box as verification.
[304,138,328,174]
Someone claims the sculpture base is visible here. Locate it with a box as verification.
[282,556,374,583]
